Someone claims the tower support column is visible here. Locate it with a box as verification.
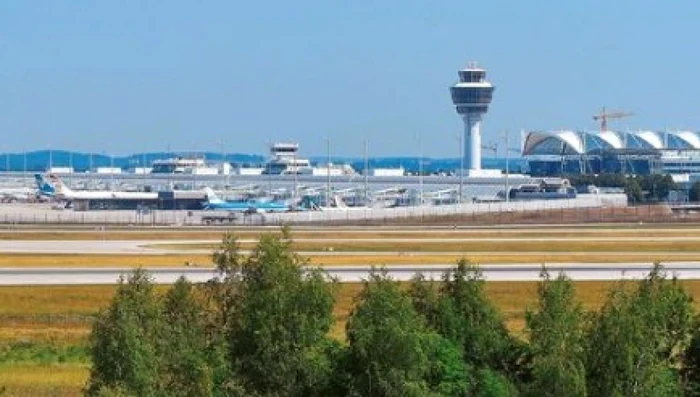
[464,114,482,171]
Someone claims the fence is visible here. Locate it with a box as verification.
[1,194,690,226]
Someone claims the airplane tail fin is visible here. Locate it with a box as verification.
[203,187,221,202]
[34,174,56,196]
[47,174,71,196]
[334,195,348,209]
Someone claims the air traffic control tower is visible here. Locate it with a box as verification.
[450,62,498,177]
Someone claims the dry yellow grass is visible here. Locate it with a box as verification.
[0,253,211,268]
[0,285,166,316]
[0,363,88,397]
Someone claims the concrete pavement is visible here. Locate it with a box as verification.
[1,262,697,285]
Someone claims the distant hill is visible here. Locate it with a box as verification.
[0,150,524,173]
[0,150,265,172]
[313,156,526,174]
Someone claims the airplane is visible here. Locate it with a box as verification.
[299,194,371,211]
[202,188,289,213]
[0,185,36,202]
[35,174,56,197]
[43,174,159,201]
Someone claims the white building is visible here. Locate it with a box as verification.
[369,167,405,177]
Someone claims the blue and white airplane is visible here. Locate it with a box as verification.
[203,188,290,213]
[34,174,56,198]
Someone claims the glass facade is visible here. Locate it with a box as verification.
[666,135,694,149]
[450,87,494,105]
[526,137,575,155]
[524,131,700,175]
[458,70,485,82]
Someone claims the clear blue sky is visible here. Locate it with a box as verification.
[1,1,699,157]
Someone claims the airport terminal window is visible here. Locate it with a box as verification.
[667,135,693,149]
[586,135,614,151]
[527,137,574,155]
[450,88,494,104]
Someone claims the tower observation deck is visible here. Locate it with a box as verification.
[449,62,495,176]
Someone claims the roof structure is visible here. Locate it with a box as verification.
[523,130,700,155]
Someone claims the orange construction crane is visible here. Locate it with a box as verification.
[592,107,634,131]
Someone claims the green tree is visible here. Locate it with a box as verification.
[423,332,473,396]
[624,177,643,203]
[474,368,519,397]
[86,268,162,397]
[409,273,440,326]
[430,261,524,379]
[158,277,215,397]
[689,182,700,202]
[639,174,677,201]
[205,232,246,395]
[585,264,693,397]
[525,270,586,397]
[345,269,433,396]
[225,228,337,396]
[682,323,700,396]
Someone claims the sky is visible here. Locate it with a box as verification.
[1,1,699,157]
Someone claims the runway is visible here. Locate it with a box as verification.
[1,262,698,285]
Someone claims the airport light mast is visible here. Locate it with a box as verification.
[450,62,495,176]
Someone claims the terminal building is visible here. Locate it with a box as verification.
[523,130,700,176]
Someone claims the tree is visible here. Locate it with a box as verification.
[689,182,700,202]
[203,232,246,395]
[585,264,693,397]
[86,268,162,396]
[225,227,337,396]
[345,269,433,396]
[473,368,519,397]
[682,323,700,396]
[429,261,524,379]
[624,177,643,203]
[423,332,473,397]
[158,277,215,397]
[525,270,586,397]
[409,273,440,327]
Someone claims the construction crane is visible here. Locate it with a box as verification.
[593,107,634,131]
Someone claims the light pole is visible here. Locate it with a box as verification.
[458,132,464,203]
[363,138,369,206]
[502,130,510,202]
[326,138,332,207]
[23,150,27,185]
[293,147,298,210]
[418,133,424,206]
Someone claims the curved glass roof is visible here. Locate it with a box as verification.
[522,130,700,155]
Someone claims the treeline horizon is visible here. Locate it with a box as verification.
[0,149,523,174]
[84,228,700,396]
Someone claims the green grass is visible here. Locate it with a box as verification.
[0,341,88,365]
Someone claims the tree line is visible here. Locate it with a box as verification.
[87,229,700,396]
[567,173,677,203]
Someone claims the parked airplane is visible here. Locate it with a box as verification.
[43,174,158,201]
[0,185,36,202]
[299,194,370,211]
[203,188,289,213]
[34,174,56,197]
